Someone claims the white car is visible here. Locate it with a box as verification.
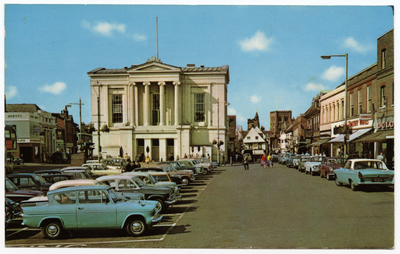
[304,156,324,175]
[82,163,123,176]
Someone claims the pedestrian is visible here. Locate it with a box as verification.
[267,154,273,168]
[207,154,210,161]
[145,155,150,167]
[184,153,188,158]
[243,154,249,170]
[377,152,384,161]
[368,151,373,159]
[124,153,131,163]
[261,153,267,168]
[176,155,179,161]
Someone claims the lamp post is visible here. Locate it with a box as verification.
[215,98,230,166]
[321,53,348,157]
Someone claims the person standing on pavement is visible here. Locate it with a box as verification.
[243,154,249,170]
[145,155,150,167]
[377,152,385,161]
[267,154,273,168]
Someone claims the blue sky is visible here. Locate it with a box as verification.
[3,3,394,130]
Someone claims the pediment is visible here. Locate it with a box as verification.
[128,61,181,73]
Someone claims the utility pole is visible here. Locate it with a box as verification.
[70,98,84,151]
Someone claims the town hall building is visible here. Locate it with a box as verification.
[88,57,230,162]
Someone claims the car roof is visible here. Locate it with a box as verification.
[49,184,110,194]
[349,159,383,162]
[7,173,37,177]
[49,179,102,191]
[61,167,88,170]
[97,175,133,181]
[123,172,151,176]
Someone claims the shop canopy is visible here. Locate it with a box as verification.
[311,138,330,146]
[328,128,372,143]
[353,129,394,143]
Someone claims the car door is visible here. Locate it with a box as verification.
[77,190,117,229]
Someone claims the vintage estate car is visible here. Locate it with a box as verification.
[188,158,214,172]
[6,178,44,203]
[298,156,311,172]
[172,160,203,175]
[82,163,123,176]
[304,156,324,175]
[199,157,218,168]
[21,185,163,239]
[7,173,52,194]
[134,166,195,186]
[334,159,394,191]
[123,172,180,192]
[96,174,178,212]
[318,157,346,180]
[292,155,302,169]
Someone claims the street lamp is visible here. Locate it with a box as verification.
[64,105,71,153]
[216,98,230,166]
[70,98,84,151]
[321,53,348,157]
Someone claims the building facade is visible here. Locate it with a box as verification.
[88,58,230,162]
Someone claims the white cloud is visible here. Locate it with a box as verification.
[82,20,126,36]
[38,82,67,95]
[239,31,273,52]
[250,95,261,103]
[304,82,326,92]
[342,37,373,53]
[5,86,17,99]
[228,108,237,115]
[322,65,345,82]
[133,33,146,41]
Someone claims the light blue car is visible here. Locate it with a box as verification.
[21,185,162,239]
[334,159,394,191]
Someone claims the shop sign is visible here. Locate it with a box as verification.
[378,121,394,129]
[7,114,23,118]
[347,119,372,128]
[359,114,372,120]
[17,139,30,143]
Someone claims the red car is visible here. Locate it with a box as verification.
[5,178,44,203]
[318,157,346,180]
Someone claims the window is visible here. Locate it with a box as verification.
[381,49,386,69]
[152,94,160,125]
[367,86,372,112]
[54,191,76,204]
[358,89,362,115]
[350,93,354,117]
[79,190,109,204]
[380,86,386,108]
[194,94,205,122]
[341,100,344,120]
[112,94,123,123]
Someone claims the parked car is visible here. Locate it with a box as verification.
[304,156,324,175]
[82,163,123,176]
[280,152,292,165]
[286,153,295,168]
[189,158,214,172]
[13,157,24,165]
[97,174,178,212]
[21,185,163,239]
[61,167,93,178]
[7,173,52,194]
[271,154,279,163]
[41,174,76,184]
[34,169,63,176]
[199,157,218,168]
[103,157,129,171]
[49,179,107,191]
[298,156,311,172]
[123,172,180,193]
[292,155,302,169]
[174,159,204,175]
[6,198,21,225]
[5,178,44,203]
[135,166,195,186]
[334,159,394,191]
[319,157,345,180]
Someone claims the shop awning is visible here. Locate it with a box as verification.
[354,129,394,143]
[328,128,372,143]
[312,138,330,146]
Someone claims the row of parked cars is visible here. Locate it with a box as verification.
[5,157,215,239]
[277,152,394,191]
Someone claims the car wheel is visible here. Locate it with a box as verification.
[42,221,64,239]
[126,217,147,236]
[350,181,358,191]
[181,177,189,186]
[202,168,208,175]
[154,198,166,212]
[335,175,342,186]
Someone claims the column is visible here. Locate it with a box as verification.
[129,83,134,126]
[143,82,150,126]
[134,83,139,126]
[173,81,181,125]
[158,81,166,126]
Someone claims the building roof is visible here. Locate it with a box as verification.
[6,104,41,113]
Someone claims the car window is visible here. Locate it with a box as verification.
[153,175,169,182]
[54,191,76,204]
[79,190,109,204]
[133,178,145,187]
[17,177,35,187]
[118,179,137,189]
[344,161,352,169]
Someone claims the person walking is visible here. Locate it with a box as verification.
[145,155,150,167]
[243,154,249,170]
[261,153,267,168]
[267,154,273,168]
[377,152,385,161]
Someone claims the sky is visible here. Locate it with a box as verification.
[3,2,395,131]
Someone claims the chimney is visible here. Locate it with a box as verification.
[187,64,195,67]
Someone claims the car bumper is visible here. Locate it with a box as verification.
[150,213,163,225]
[357,182,394,186]
[165,195,180,205]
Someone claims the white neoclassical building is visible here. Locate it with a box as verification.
[88,58,230,162]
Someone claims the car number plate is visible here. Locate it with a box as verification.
[372,178,384,182]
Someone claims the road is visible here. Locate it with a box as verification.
[6,162,394,249]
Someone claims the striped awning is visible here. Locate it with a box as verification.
[353,129,394,143]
